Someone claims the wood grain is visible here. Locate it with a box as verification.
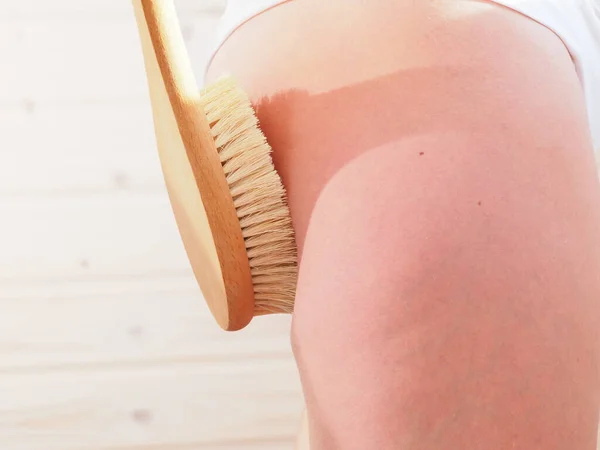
[0,362,302,450]
[0,193,191,281]
[0,105,162,194]
[0,0,302,447]
[0,0,226,18]
[0,15,220,105]
[134,0,257,330]
[0,277,294,371]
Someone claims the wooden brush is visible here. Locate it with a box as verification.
[132,0,298,331]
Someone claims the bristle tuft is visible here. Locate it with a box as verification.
[200,76,298,315]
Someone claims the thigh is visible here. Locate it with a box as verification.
[206,0,599,256]
[292,137,600,449]
[208,1,600,448]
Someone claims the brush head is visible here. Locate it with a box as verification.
[199,76,298,318]
[132,0,296,329]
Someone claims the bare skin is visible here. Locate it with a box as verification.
[207,1,600,448]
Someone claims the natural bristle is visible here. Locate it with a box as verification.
[200,76,298,315]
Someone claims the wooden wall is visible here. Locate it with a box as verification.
[0,1,303,448]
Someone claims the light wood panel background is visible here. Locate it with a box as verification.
[0,1,304,449]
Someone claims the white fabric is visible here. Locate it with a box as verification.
[211,0,600,150]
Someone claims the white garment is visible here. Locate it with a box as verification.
[211,0,600,150]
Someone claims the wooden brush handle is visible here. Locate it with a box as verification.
[132,0,255,330]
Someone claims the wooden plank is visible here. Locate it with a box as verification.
[203,443,294,450]
[0,20,150,104]
[0,362,303,450]
[88,442,291,450]
[0,15,221,104]
[101,442,296,450]
[0,3,304,449]
[0,192,192,281]
[0,276,294,371]
[0,104,164,194]
[0,16,229,194]
[1,0,226,19]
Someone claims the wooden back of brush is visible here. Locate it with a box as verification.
[132,0,255,331]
